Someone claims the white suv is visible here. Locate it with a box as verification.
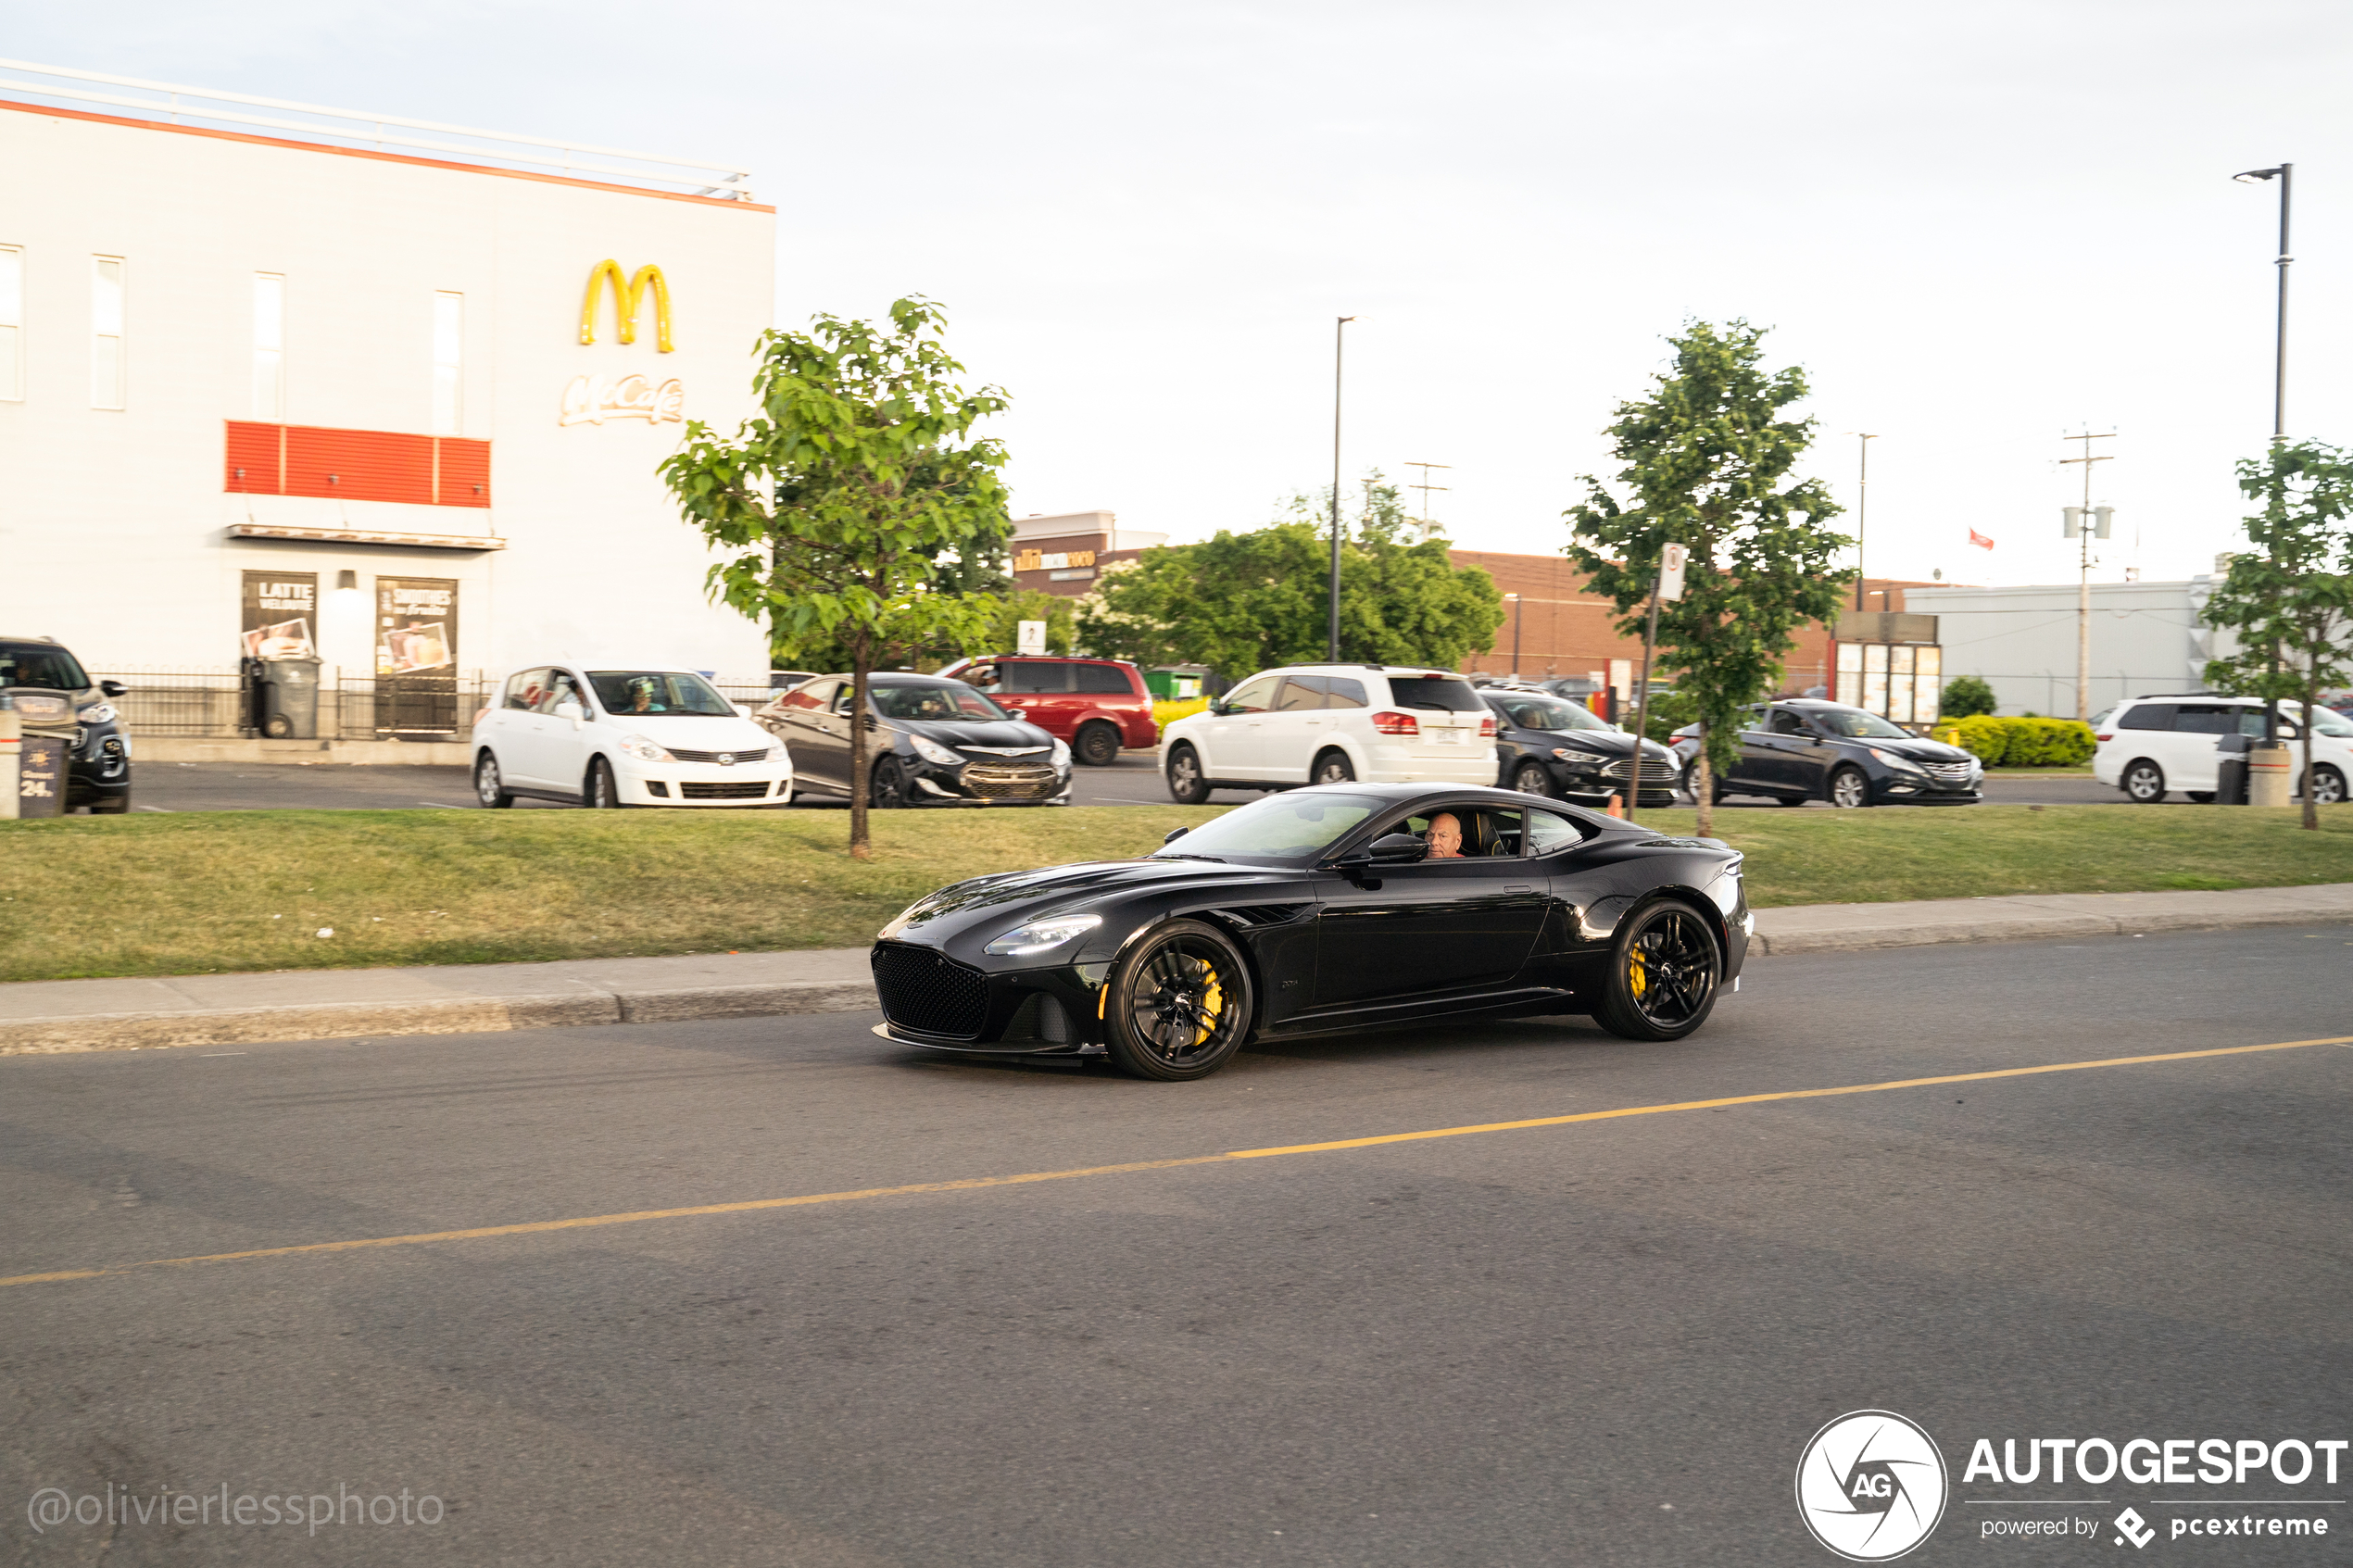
[472,666,793,809]
[1161,664,1497,804]
[2095,695,2353,803]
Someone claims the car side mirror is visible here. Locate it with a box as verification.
[734,703,755,719]
[1004,709,1026,721]
[1164,826,1189,844]
[100,680,128,697]
[554,700,583,726]
[1367,833,1428,864]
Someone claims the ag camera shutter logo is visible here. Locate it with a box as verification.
[1795,1410,1949,1561]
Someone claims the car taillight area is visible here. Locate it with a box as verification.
[1371,709,1419,736]
[1477,713,1497,738]
[2095,733,2112,742]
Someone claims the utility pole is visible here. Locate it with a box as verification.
[1504,594,1522,677]
[2058,430,2116,723]
[1849,433,1877,611]
[1405,460,1451,539]
[1327,317,1355,662]
[2233,162,2293,440]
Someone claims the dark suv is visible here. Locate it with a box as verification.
[934,656,1157,765]
[1670,698,1982,808]
[1,635,132,813]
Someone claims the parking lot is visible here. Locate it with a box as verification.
[126,758,2120,812]
[5,924,2345,1565]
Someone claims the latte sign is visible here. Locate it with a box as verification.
[560,372,686,427]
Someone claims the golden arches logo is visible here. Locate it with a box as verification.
[578,260,673,353]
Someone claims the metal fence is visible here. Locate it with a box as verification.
[85,668,772,739]
[335,674,494,741]
[87,669,250,737]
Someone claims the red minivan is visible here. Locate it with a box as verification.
[936,655,1156,765]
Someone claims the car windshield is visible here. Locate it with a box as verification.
[871,681,1010,721]
[0,641,92,691]
[1149,791,1380,865]
[2290,704,2353,737]
[1385,675,1485,711]
[1494,695,1612,733]
[1808,706,1912,739]
[587,671,735,716]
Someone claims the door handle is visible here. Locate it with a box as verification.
[1505,884,1534,894]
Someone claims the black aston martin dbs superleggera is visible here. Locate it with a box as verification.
[869,784,1750,1080]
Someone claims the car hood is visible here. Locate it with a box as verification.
[880,857,1296,947]
[1863,738,1975,764]
[898,718,1056,751]
[599,714,774,750]
[1535,729,1678,763]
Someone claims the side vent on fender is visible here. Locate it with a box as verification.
[1214,904,1311,927]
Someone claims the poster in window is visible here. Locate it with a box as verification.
[241,571,319,660]
[376,577,458,675]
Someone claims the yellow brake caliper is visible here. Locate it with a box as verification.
[1628,945,1649,999]
[1194,960,1224,1047]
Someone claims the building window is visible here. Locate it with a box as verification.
[91,256,124,408]
[252,273,284,419]
[432,291,462,435]
[0,245,21,401]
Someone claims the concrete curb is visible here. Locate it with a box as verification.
[5,884,2349,1056]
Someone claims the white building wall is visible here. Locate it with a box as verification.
[0,100,773,682]
[1907,579,2234,717]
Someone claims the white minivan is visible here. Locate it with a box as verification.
[1160,663,1498,804]
[472,666,793,809]
[2094,695,2353,803]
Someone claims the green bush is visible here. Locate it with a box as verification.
[1941,674,1997,718]
[1930,715,2094,767]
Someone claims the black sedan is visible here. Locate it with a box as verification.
[1485,690,1680,808]
[869,783,1749,1079]
[1669,698,1982,807]
[755,673,1073,807]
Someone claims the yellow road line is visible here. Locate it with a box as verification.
[6,1034,2347,1290]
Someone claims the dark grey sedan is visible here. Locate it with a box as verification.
[755,673,1073,808]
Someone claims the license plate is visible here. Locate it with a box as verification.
[1428,730,1461,745]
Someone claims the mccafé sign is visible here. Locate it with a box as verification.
[564,259,684,426]
[1015,549,1095,571]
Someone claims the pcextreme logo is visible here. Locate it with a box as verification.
[578,260,674,352]
[1796,1411,1950,1562]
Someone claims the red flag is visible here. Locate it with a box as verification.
[1969,529,1995,550]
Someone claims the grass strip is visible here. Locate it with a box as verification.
[2,804,2347,984]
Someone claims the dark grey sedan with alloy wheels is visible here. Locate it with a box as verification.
[755,673,1072,809]
[1670,698,1983,808]
[868,783,1749,1079]
[1485,690,1680,809]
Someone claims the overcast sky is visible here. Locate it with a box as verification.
[9,0,2351,587]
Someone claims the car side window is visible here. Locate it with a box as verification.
[1526,810,1588,856]
[2118,703,2174,731]
[1273,676,1327,711]
[1001,661,1071,694]
[1387,806,1522,859]
[1073,663,1131,695]
[2236,709,2298,737]
[778,681,829,712]
[504,669,548,711]
[963,663,1000,693]
[1223,675,1280,714]
[1769,709,1807,735]
[831,684,860,716]
[534,670,585,715]
[2173,705,2234,735]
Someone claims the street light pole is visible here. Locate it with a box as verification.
[1504,594,1522,676]
[2233,162,2293,440]
[1328,316,1355,661]
[1849,433,1877,611]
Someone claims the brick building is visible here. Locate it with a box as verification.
[1010,510,1168,597]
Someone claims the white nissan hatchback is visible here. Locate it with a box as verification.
[472,666,793,808]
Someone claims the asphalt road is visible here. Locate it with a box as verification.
[6,926,2348,1566]
[127,757,2123,812]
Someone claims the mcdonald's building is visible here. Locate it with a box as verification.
[0,60,774,734]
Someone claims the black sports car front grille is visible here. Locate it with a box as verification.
[680,780,774,799]
[873,944,991,1038]
[670,746,770,764]
[962,762,1058,800]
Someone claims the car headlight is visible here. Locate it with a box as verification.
[617,734,675,763]
[1868,747,1925,772]
[1549,748,1599,767]
[984,913,1102,956]
[910,734,963,767]
[1051,737,1071,768]
[76,702,119,725]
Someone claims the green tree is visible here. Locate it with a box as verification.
[1940,673,1998,719]
[660,296,1010,858]
[2199,440,2353,829]
[1564,320,1854,833]
[979,588,1076,657]
[1078,473,1504,677]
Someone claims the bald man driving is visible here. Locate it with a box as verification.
[1425,812,1465,859]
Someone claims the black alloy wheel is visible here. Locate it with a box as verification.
[1105,919,1253,1080]
[1075,722,1122,767]
[2121,759,2166,803]
[585,757,623,809]
[1312,749,1355,784]
[2308,765,2347,805]
[1593,900,1722,1042]
[1828,766,1872,809]
[1165,744,1211,805]
[1511,759,1554,797]
[871,757,910,809]
[476,752,515,809]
